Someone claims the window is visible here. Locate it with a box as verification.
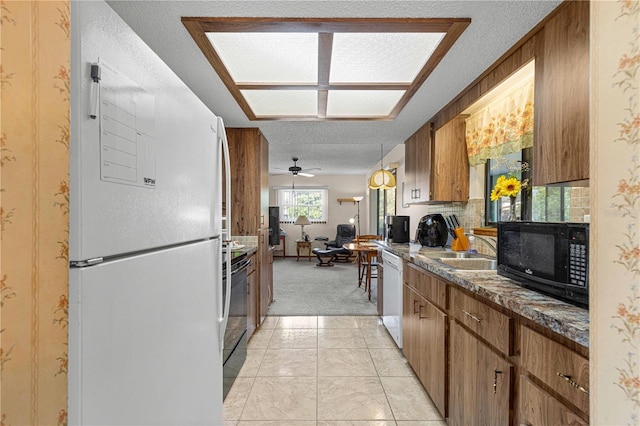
[531,186,573,222]
[372,169,397,236]
[485,149,531,224]
[276,187,328,223]
[486,148,586,223]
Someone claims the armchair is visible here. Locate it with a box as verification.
[325,224,356,262]
[311,224,356,266]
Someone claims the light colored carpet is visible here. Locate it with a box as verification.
[268,257,378,316]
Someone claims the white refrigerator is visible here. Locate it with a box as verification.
[68,2,231,424]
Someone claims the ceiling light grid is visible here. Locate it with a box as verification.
[183,18,470,121]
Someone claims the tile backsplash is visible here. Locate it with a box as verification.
[231,236,259,247]
[568,187,590,222]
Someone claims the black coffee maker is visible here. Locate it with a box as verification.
[387,215,410,243]
[415,214,449,247]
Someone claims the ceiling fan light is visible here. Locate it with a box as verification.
[368,169,396,189]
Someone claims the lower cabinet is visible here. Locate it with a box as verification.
[449,322,513,426]
[520,376,588,426]
[258,227,272,325]
[401,260,589,425]
[417,297,448,417]
[247,254,257,339]
[403,282,448,417]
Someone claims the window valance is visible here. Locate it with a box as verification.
[465,79,534,167]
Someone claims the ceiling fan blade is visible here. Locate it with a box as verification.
[298,172,315,177]
[301,167,321,172]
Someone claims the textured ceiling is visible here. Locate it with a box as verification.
[106,0,562,176]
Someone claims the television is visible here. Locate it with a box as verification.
[268,206,280,246]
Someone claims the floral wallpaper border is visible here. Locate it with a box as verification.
[593,0,640,424]
[1,1,70,425]
[610,0,640,419]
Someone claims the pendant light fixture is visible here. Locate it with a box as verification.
[368,144,396,190]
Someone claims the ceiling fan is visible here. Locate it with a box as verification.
[275,157,320,177]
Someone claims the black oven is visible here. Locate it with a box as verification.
[222,252,249,399]
[497,221,589,308]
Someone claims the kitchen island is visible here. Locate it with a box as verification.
[378,241,589,426]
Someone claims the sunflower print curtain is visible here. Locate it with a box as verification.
[465,78,534,167]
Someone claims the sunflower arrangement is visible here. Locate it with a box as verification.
[490,174,528,220]
[490,175,522,201]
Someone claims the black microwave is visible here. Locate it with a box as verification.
[497,221,589,308]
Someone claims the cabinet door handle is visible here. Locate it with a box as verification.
[413,300,420,314]
[415,188,421,199]
[418,306,428,320]
[462,310,482,323]
[557,372,590,395]
[493,369,502,394]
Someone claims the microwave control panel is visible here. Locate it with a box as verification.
[568,228,588,288]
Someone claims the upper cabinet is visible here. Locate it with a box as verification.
[433,116,469,202]
[404,122,432,203]
[429,1,589,187]
[225,128,270,235]
[534,0,589,185]
[404,117,469,204]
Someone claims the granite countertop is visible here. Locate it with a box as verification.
[229,246,257,258]
[378,242,589,348]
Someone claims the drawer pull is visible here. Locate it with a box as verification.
[463,310,482,323]
[557,372,590,395]
[493,369,502,394]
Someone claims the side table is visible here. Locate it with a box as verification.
[296,240,312,262]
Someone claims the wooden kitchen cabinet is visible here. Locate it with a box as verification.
[226,128,272,327]
[520,376,588,426]
[400,254,589,425]
[225,128,269,235]
[534,0,589,185]
[432,115,469,202]
[404,115,469,204]
[246,253,257,339]
[520,325,589,423]
[258,228,272,325]
[403,121,432,204]
[403,263,448,417]
[449,321,513,426]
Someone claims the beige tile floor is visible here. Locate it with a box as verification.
[224,315,447,426]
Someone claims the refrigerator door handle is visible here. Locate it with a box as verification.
[219,117,232,351]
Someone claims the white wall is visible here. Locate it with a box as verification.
[269,173,366,255]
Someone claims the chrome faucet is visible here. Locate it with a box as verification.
[467,234,497,256]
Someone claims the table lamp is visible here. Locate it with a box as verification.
[294,215,311,240]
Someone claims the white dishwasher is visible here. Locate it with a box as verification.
[382,250,402,348]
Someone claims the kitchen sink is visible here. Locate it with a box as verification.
[437,257,498,271]
[423,251,475,259]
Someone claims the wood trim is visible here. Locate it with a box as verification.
[182,19,257,120]
[181,17,471,33]
[472,227,497,237]
[181,17,471,121]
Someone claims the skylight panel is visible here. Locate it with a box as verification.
[330,33,446,83]
[241,90,318,116]
[326,90,405,117]
[207,33,318,83]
